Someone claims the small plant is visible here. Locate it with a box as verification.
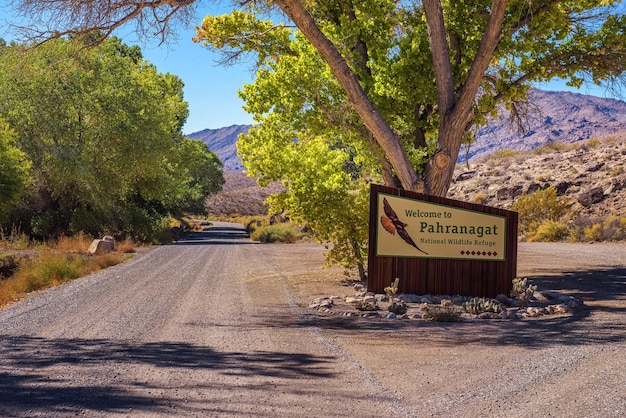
[422,305,461,322]
[463,297,505,315]
[384,278,400,304]
[510,277,537,307]
[388,301,408,315]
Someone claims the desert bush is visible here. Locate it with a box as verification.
[610,166,624,176]
[91,253,126,270]
[580,216,626,242]
[532,141,572,155]
[422,305,462,322]
[471,192,488,204]
[250,224,302,243]
[511,187,570,238]
[116,237,137,254]
[529,220,570,242]
[10,252,87,293]
[244,216,269,234]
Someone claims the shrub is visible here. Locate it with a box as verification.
[511,188,570,238]
[250,224,302,243]
[529,220,570,242]
[471,192,488,204]
[422,305,461,322]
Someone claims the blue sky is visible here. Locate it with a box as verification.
[1,3,623,135]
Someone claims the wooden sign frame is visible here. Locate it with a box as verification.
[368,184,518,297]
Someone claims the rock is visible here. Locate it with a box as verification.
[577,187,605,207]
[345,296,362,304]
[375,294,388,302]
[353,283,365,292]
[88,238,114,255]
[386,313,397,319]
[555,181,571,195]
[308,303,320,309]
[363,295,376,304]
[320,299,333,308]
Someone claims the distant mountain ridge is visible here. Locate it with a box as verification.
[186,125,250,170]
[187,89,626,169]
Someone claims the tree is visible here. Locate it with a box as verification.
[0,36,223,239]
[7,0,626,264]
[0,117,30,217]
[7,1,626,195]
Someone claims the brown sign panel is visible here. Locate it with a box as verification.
[376,192,507,260]
[368,184,518,297]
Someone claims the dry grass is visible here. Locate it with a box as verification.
[0,233,138,308]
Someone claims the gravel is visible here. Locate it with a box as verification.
[1,225,625,417]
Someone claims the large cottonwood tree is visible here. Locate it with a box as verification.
[8,0,626,196]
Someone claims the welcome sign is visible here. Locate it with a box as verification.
[376,192,507,260]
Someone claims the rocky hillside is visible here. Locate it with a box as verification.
[188,89,626,169]
[468,89,626,160]
[447,134,626,240]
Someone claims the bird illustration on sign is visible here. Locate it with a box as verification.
[380,197,428,255]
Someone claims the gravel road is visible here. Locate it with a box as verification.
[1,222,625,417]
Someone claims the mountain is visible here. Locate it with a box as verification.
[468,89,626,160]
[187,124,250,170]
[187,89,626,169]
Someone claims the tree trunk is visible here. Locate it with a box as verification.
[275,0,424,193]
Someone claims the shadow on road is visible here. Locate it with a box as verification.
[0,336,336,415]
[170,226,255,246]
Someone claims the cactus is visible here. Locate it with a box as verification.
[463,297,505,315]
[384,278,400,303]
[388,301,408,315]
[510,277,537,307]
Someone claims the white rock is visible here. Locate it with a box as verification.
[386,313,397,319]
[345,296,362,304]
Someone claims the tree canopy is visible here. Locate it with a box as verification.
[0,36,223,239]
[6,0,626,267]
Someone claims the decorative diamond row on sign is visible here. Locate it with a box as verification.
[459,250,498,257]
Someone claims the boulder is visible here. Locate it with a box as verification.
[577,187,605,207]
[88,237,115,254]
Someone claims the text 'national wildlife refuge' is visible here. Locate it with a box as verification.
[376,193,506,260]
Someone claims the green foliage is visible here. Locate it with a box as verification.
[0,37,223,241]
[511,188,571,238]
[0,117,30,214]
[194,0,626,269]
